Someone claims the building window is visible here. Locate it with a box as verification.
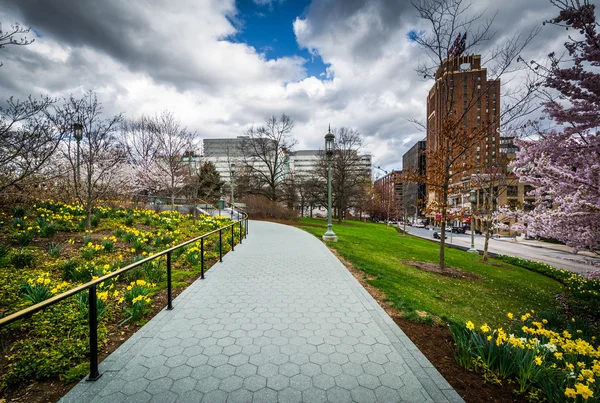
[477,84,481,89]
[477,76,481,81]
[524,185,534,195]
[477,116,481,120]
[507,185,518,197]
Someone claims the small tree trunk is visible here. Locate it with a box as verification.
[439,218,446,270]
[86,204,92,230]
[483,219,491,261]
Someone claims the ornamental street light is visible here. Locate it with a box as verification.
[468,189,478,253]
[322,126,338,242]
[230,162,236,219]
[73,122,83,185]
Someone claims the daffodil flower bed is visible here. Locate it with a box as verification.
[0,200,241,387]
[453,310,600,401]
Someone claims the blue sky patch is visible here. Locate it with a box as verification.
[230,0,329,79]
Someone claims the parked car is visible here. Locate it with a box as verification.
[451,226,465,234]
[433,231,442,239]
[413,222,426,228]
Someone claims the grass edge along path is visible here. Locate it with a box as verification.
[297,218,563,329]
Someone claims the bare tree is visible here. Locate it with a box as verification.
[0,22,34,67]
[53,91,127,228]
[124,112,197,208]
[407,0,543,269]
[373,176,402,225]
[0,96,68,192]
[240,114,297,201]
[469,151,518,260]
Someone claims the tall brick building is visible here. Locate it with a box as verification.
[402,140,426,220]
[425,54,500,210]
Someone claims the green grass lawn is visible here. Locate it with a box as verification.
[297,218,563,328]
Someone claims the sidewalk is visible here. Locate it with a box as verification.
[60,221,462,403]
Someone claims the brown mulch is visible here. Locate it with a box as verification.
[402,260,485,281]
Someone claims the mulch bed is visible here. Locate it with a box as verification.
[402,260,485,281]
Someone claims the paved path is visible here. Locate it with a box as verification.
[61,221,462,403]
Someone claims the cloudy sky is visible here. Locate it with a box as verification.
[0,0,573,174]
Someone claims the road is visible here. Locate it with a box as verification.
[403,226,600,274]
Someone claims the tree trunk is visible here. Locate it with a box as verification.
[483,219,490,261]
[86,203,92,230]
[439,145,450,271]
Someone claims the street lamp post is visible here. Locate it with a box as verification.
[322,126,338,242]
[468,189,478,253]
[230,163,236,219]
[73,122,83,185]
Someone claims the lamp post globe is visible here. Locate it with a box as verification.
[323,126,338,242]
[468,189,478,253]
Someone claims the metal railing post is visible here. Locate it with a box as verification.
[219,229,223,262]
[245,218,248,238]
[231,224,234,251]
[239,221,242,244]
[201,238,205,279]
[167,251,173,310]
[87,285,101,381]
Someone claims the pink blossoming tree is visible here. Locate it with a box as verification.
[511,0,600,252]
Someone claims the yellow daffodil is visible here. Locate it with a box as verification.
[575,383,594,399]
[565,388,576,399]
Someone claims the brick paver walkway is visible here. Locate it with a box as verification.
[61,221,463,402]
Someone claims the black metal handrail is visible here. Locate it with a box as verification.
[0,210,249,381]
